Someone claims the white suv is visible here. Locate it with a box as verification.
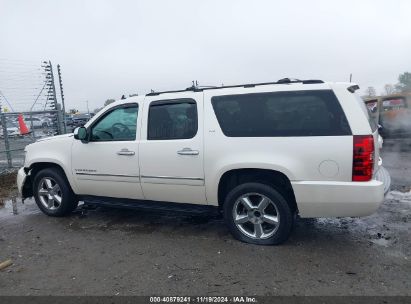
[17,79,386,245]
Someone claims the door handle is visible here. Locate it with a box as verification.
[117,149,135,156]
[177,148,199,156]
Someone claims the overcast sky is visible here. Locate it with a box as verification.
[0,0,410,112]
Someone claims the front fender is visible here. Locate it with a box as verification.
[24,137,78,194]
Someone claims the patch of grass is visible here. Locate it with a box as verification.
[0,172,18,199]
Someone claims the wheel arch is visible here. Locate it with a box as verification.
[23,161,75,198]
[216,168,298,213]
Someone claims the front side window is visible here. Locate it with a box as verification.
[212,90,351,137]
[90,104,138,141]
[148,99,198,140]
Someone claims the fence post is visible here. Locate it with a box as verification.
[29,112,35,138]
[0,113,12,168]
[56,104,64,135]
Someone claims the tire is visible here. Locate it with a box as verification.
[33,167,78,217]
[223,183,293,245]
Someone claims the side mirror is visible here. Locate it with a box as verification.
[74,126,88,142]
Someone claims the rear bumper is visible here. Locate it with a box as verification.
[292,179,384,218]
[375,166,391,195]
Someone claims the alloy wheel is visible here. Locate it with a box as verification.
[232,192,280,239]
[37,177,62,210]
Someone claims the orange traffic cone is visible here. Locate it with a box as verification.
[18,114,30,135]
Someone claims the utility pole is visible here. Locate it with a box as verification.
[57,64,67,133]
[85,100,90,116]
[349,73,352,83]
[48,61,58,115]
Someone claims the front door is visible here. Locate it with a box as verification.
[139,92,206,204]
[71,103,144,199]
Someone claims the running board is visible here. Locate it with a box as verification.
[79,195,220,215]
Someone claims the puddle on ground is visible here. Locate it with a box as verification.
[0,197,18,215]
[0,197,39,220]
[386,190,411,204]
[370,238,390,247]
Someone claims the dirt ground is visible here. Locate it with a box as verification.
[0,172,17,198]
[0,145,410,296]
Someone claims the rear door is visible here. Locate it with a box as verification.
[139,92,206,204]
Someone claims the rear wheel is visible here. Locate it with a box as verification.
[223,183,293,245]
[33,167,78,216]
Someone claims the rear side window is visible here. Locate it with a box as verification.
[211,90,351,137]
[148,98,198,140]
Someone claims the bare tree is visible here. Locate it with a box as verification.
[365,86,376,97]
[383,84,395,95]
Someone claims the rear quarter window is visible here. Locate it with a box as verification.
[356,94,378,132]
[211,90,351,137]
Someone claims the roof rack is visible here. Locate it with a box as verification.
[146,78,324,96]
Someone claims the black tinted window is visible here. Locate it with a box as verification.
[211,90,351,137]
[148,99,197,140]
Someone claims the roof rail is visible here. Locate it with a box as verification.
[146,78,324,96]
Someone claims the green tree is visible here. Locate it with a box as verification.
[396,72,411,92]
[104,99,115,106]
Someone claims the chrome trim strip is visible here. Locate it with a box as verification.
[139,181,202,186]
[141,175,204,181]
[75,178,139,183]
[76,173,140,178]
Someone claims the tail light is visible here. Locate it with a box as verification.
[352,135,374,181]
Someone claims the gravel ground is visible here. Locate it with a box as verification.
[0,145,410,296]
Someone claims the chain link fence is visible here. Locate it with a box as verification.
[0,108,65,175]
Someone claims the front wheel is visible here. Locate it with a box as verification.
[33,167,78,217]
[223,183,293,245]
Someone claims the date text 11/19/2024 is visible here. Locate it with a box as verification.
[149,296,258,303]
